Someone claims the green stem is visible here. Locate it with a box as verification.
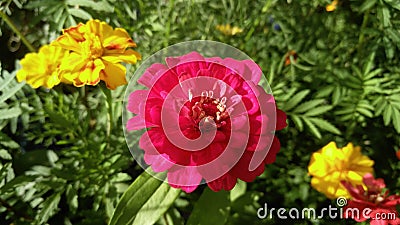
[101,85,113,147]
[357,10,370,56]
[0,10,36,52]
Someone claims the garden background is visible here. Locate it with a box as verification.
[0,0,399,224]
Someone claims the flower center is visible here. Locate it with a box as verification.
[189,90,230,129]
[82,33,104,59]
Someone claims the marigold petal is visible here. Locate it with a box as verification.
[103,27,136,50]
[75,59,104,86]
[103,49,141,64]
[100,60,127,90]
[17,45,66,89]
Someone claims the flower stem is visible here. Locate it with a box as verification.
[0,10,36,52]
[357,10,370,56]
[101,85,113,146]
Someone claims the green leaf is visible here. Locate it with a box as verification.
[308,118,341,135]
[392,107,400,133]
[293,99,325,114]
[0,71,17,91]
[283,89,310,111]
[383,105,392,126]
[379,6,391,27]
[359,0,377,12]
[290,114,304,131]
[304,105,333,117]
[0,82,25,103]
[108,168,180,225]
[303,118,321,139]
[66,184,78,213]
[315,86,334,98]
[36,193,61,225]
[230,180,246,202]
[186,188,230,225]
[68,8,92,20]
[386,29,400,47]
[363,52,375,75]
[356,107,374,117]
[66,0,114,12]
[0,149,12,160]
[0,107,22,120]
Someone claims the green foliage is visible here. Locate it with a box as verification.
[186,188,230,225]
[1,0,400,225]
[109,168,180,225]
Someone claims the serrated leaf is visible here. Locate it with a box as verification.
[66,184,78,213]
[364,68,383,81]
[0,149,12,160]
[374,97,387,116]
[386,28,400,47]
[186,188,230,225]
[383,106,392,126]
[0,71,17,91]
[290,114,304,131]
[0,107,22,120]
[379,6,391,27]
[359,0,377,12]
[304,105,333,117]
[392,107,400,133]
[293,99,325,114]
[356,107,373,117]
[309,118,341,135]
[363,52,375,75]
[47,150,59,165]
[108,168,180,225]
[332,86,342,105]
[303,118,321,139]
[0,82,25,103]
[68,8,92,20]
[66,0,114,12]
[37,193,61,224]
[315,86,334,98]
[283,89,310,111]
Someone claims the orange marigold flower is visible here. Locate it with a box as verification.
[52,19,141,90]
[17,45,67,89]
[308,142,374,199]
[284,50,298,66]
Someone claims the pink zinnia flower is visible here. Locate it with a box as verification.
[341,173,400,225]
[126,52,287,193]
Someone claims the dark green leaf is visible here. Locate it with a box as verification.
[108,168,180,225]
[293,99,325,114]
[303,118,322,139]
[309,118,341,135]
[359,0,377,12]
[283,90,310,111]
[186,188,230,225]
[37,193,61,225]
[68,8,92,20]
[304,105,333,117]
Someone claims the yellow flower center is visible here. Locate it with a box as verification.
[82,33,104,59]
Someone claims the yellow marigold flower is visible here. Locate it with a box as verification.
[216,24,243,36]
[17,45,67,89]
[308,142,374,199]
[326,0,338,12]
[52,19,141,90]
